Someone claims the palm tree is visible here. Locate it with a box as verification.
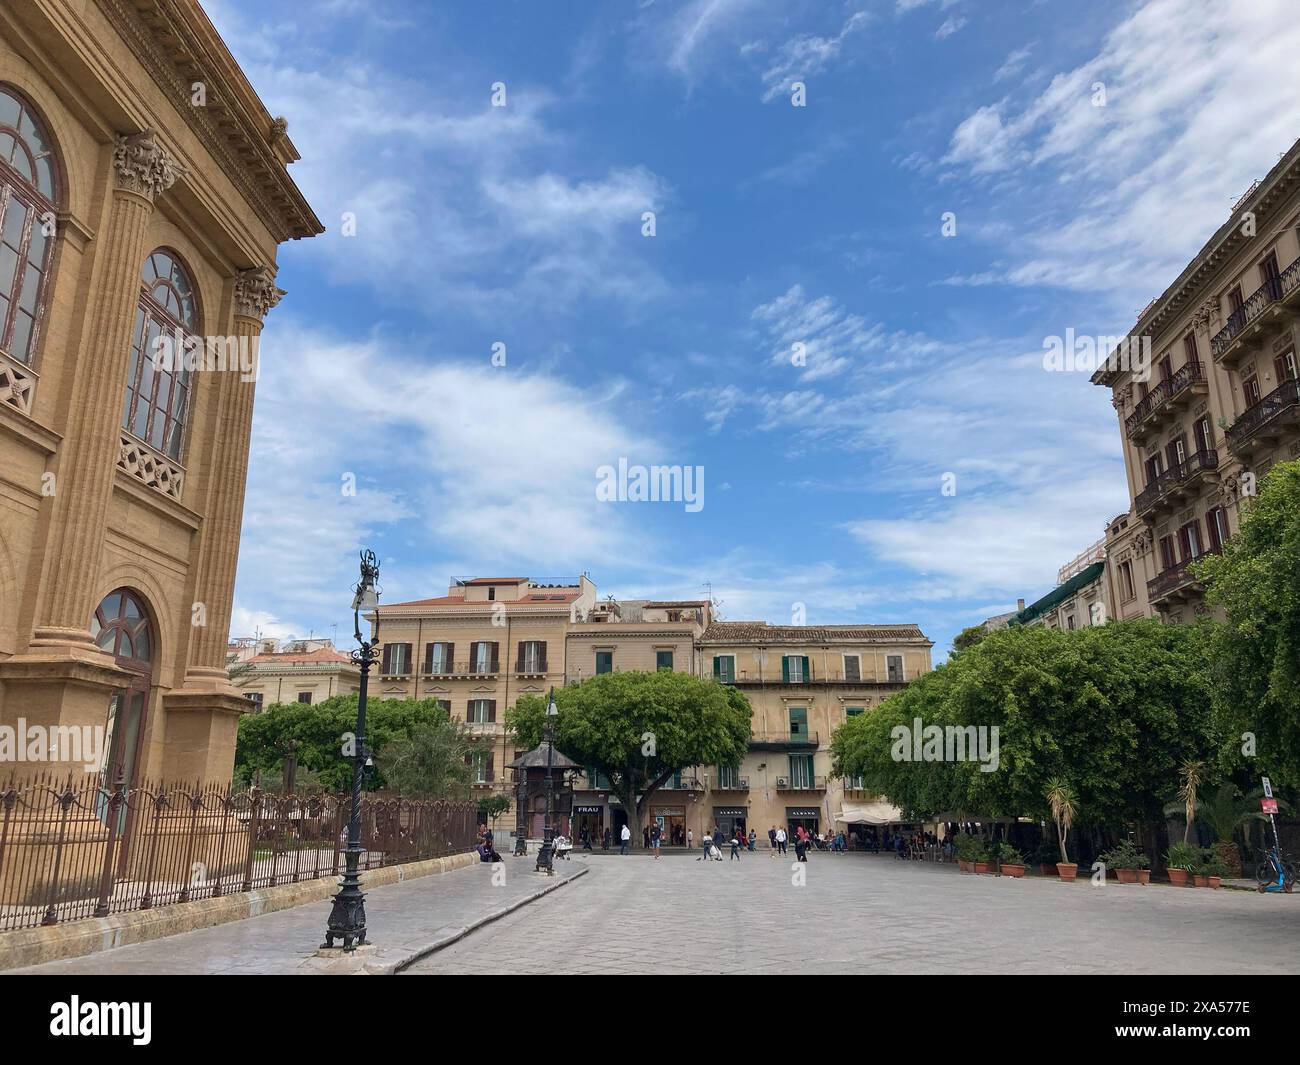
[1046,778,1077,864]
[1174,760,1205,844]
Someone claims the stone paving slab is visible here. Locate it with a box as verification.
[404,852,1300,975]
[8,856,584,976]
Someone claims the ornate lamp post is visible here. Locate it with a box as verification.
[535,688,558,875]
[321,550,380,951]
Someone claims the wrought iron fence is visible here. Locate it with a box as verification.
[0,772,477,933]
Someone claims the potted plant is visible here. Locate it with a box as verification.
[1100,840,1145,884]
[1203,849,1225,889]
[1165,841,1197,886]
[1032,840,1060,876]
[1046,778,1078,881]
[954,834,983,873]
[997,841,1026,878]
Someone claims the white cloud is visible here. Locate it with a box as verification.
[934,16,967,40]
[759,11,871,102]
[233,320,660,636]
[942,0,1300,298]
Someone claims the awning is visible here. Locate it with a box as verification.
[834,800,904,825]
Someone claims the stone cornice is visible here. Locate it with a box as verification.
[97,0,323,242]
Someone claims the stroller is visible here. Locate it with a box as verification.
[553,835,573,860]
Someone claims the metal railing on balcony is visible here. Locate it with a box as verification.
[712,778,750,792]
[723,669,914,686]
[1125,361,1205,438]
[416,661,501,678]
[1134,449,1219,517]
[1146,547,1219,604]
[748,731,820,749]
[775,776,827,792]
[1211,260,1300,359]
[1225,378,1300,453]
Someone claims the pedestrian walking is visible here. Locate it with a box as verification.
[768,826,777,850]
[602,826,611,851]
[687,828,694,851]
[620,822,631,855]
[775,826,787,855]
[650,821,662,860]
[747,828,756,852]
[730,833,742,860]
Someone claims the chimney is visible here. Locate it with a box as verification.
[1017,599,1025,612]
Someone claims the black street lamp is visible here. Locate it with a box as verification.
[321,549,380,951]
[535,688,558,875]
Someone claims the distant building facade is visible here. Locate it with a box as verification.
[228,638,360,708]
[1094,137,1300,624]
[373,576,932,845]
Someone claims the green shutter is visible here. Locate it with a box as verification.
[781,656,790,682]
[713,656,721,678]
[802,656,810,681]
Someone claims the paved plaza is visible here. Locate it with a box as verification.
[404,852,1300,975]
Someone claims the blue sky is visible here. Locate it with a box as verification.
[208,0,1300,657]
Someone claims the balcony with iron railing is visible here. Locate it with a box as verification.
[720,668,914,686]
[1147,548,1218,607]
[1211,257,1300,364]
[775,776,827,792]
[406,660,505,679]
[748,730,820,751]
[1134,449,1220,519]
[1125,361,1207,441]
[712,778,750,792]
[1225,378,1300,457]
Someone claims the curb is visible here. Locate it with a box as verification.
[387,865,587,975]
[0,851,478,972]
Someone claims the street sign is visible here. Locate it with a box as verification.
[1262,798,1279,814]
[1263,776,1273,798]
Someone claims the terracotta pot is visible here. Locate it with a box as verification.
[959,859,972,873]
[1193,874,1210,888]
[1056,862,1078,881]
[1039,863,1058,876]
[1209,876,1222,890]
[975,861,993,874]
[1138,869,1151,885]
[1168,868,1189,886]
[1001,863,1025,878]
[1115,867,1138,884]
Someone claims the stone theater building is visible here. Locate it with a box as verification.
[374,575,932,845]
[1095,136,1300,624]
[0,1,320,785]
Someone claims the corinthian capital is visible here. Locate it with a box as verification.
[234,266,285,321]
[113,130,184,201]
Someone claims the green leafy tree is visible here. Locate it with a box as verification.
[377,718,484,798]
[1194,459,1300,787]
[831,621,1223,842]
[477,793,512,829]
[506,671,751,845]
[234,695,461,792]
[951,624,990,656]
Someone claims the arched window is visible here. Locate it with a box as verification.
[0,85,59,366]
[122,249,198,460]
[90,589,154,792]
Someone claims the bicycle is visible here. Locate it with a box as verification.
[1254,845,1296,892]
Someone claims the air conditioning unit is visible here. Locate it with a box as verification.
[738,778,749,789]
[776,776,789,788]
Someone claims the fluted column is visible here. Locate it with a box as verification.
[31,131,183,653]
[183,266,283,688]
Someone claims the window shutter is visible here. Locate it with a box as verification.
[487,699,497,723]
[802,655,810,680]
[516,642,525,672]
[490,642,499,673]
[539,642,548,672]
[781,657,790,683]
[467,701,475,723]
[445,643,454,672]
[713,656,721,678]
[487,753,495,783]
[423,643,434,673]
[401,643,412,673]
[437,699,450,714]
[381,644,393,673]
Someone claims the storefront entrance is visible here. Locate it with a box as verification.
[652,806,686,846]
[574,804,604,847]
[786,807,820,839]
[611,806,629,844]
[713,806,748,843]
